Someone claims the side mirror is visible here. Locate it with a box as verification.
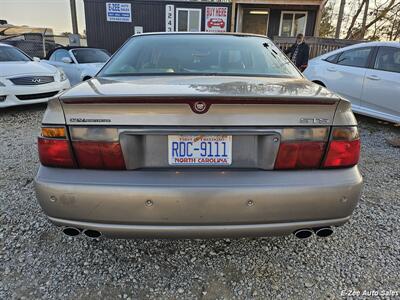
[33,57,41,62]
[61,57,73,64]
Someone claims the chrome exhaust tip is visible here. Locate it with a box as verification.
[83,229,102,238]
[314,227,333,238]
[62,227,81,236]
[293,228,313,239]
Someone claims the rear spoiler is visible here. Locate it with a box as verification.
[61,96,338,115]
[61,96,338,105]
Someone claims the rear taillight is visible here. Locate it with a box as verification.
[274,126,360,170]
[72,141,125,170]
[274,141,326,169]
[274,127,329,170]
[38,127,75,168]
[323,127,360,168]
[69,127,126,170]
[38,126,126,170]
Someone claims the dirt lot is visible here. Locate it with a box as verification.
[1,104,399,299]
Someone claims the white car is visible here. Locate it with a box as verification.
[0,43,70,108]
[304,41,400,123]
[45,47,111,86]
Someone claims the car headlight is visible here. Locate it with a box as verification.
[58,70,67,82]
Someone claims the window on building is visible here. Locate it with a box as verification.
[374,47,400,73]
[176,8,201,32]
[279,12,307,37]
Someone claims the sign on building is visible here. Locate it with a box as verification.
[205,6,228,32]
[68,34,81,46]
[106,2,132,23]
[134,26,143,35]
[165,5,175,32]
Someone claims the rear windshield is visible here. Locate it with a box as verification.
[0,46,31,62]
[99,34,301,78]
[71,48,110,64]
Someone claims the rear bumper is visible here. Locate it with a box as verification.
[35,166,363,238]
[49,216,350,238]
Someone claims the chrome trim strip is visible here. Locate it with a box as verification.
[121,127,282,136]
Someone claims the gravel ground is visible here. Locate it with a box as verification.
[1,104,399,300]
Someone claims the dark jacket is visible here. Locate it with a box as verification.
[284,42,310,71]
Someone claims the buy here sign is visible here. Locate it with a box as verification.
[205,6,228,32]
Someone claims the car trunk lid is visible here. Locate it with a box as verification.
[60,76,340,126]
[55,76,343,170]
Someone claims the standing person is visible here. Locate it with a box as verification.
[284,33,310,72]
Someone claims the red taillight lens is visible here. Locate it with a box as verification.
[38,126,126,170]
[72,141,126,170]
[322,127,360,168]
[273,126,359,170]
[38,137,75,168]
[323,139,360,168]
[274,141,326,169]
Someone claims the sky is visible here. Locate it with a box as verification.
[0,0,86,34]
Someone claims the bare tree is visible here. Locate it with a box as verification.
[320,2,336,37]
[347,0,397,39]
[345,0,367,39]
[335,0,346,38]
[381,3,400,40]
[360,0,370,38]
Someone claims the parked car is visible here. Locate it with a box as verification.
[304,41,400,123]
[34,33,362,240]
[45,47,111,86]
[0,43,70,108]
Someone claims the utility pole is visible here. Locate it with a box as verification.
[70,0,78,34]
[335,0,346,38]
[360,0,369,39]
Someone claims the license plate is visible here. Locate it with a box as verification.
[168,135,232,166]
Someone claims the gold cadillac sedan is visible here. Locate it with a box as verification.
[34,33,362,239]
